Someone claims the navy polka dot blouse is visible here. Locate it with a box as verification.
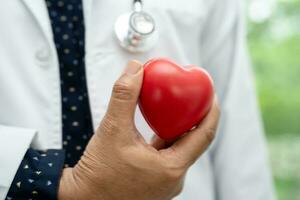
[6,0,94,199]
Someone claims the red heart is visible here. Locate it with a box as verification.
[139,58,214,141]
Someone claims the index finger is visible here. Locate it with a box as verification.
[166,96,220,167]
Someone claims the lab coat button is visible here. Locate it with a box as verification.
[36,48,50,62]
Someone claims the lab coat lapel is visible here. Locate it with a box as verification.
[21,0,53,45]
[83,0,94,24]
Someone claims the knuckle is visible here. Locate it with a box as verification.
[100,114,120,135]
[161,161,185,182]
[164,170,182,182]
[203,127,216,144]
[112,80,134,101]
[215,102,221,116]
[174,184,184,196]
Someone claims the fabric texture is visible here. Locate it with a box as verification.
[6,0,93,199]
[46,0,94,167]
[5,149,65,200]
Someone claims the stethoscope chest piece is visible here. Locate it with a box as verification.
[114,1,158,53]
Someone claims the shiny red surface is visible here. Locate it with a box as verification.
[139,58,214,141]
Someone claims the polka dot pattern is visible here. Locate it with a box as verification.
[6,1,93,199]
[46,0,94,167]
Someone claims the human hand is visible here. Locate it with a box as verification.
[58,60,220,200]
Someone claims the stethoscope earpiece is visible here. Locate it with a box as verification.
[114,0,158,53]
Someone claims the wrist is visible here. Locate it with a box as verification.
[57,168,91,200]
[58,168,81,200]
[58,166,101,200]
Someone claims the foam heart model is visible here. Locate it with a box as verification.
[139,58,214,141]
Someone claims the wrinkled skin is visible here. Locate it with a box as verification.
[58,60,220,200]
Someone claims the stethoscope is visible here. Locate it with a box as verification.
[114,0,158,53]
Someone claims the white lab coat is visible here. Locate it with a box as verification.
[0,0,276,199]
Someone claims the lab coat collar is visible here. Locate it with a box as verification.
[21,0,53,44]
[21,0,94,49]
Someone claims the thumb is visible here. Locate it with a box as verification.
[105,60,143,125]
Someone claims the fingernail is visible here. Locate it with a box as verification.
[124,60,142,75]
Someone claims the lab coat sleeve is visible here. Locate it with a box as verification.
[200,0,276,200]
[0,125,36,200]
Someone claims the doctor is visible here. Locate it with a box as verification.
[0,0,275,200]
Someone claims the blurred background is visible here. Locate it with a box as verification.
[247,0,300,199]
